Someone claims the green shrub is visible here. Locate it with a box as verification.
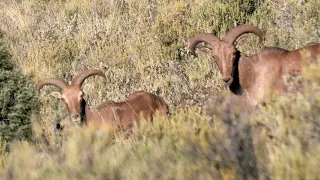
[252,79,320,179]
[0,33,39,143]
[1,108,239,180]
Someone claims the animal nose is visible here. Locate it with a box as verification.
[56,123,63,131]
[71,114,80,119]
[223,77,231,83]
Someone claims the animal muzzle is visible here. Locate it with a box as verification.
[70,114,82,127]
[222,76,234,86]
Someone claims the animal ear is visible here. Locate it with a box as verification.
[50,92,62,99]
[82,83,92,94]
[198,46,212,54]
[235,35,248,47]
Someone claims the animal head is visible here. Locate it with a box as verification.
[158,97,169,116]
[37,69,106,124]
[189,25,263,85]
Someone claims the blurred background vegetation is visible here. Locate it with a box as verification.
[0,0,319,179]
[0,31,39,144]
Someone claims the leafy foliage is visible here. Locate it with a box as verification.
[0,34,39,143]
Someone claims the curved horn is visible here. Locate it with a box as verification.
[72,69,106,86]
[188,33,219,54]
[36,78,68,92]
[223,25,264,44]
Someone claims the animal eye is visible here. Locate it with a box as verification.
[79,93,84,100]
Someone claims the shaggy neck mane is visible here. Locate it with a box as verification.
[81,100,88,125]
[229,50,243,95]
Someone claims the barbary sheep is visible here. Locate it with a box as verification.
[189,25,320,105]
[37,69,169,129]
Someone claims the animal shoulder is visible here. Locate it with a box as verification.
[97,100,119,108]
[260,47,288,54]
[128,91,151,99]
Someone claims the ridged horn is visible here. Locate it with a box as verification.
[36,78,68,92]
[188,33,219,54]
[223,25,264,44]
[71,69,106,86]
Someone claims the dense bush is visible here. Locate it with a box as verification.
[1,70,320,179]
[0,32,39,143]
